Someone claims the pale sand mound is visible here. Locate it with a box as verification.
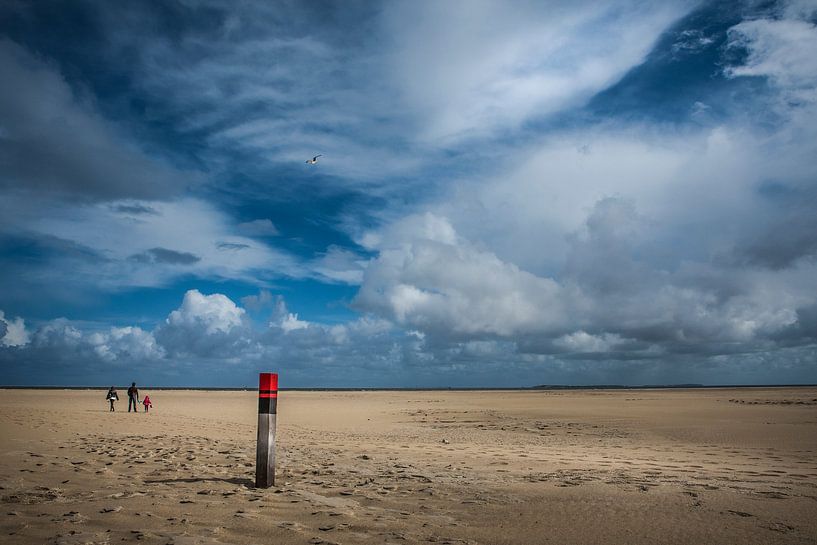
[1,388,816,544]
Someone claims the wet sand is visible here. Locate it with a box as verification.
[1,388,816,544]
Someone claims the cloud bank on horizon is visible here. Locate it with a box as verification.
[1,1,816,386]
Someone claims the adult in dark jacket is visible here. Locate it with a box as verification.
[127,382,139,413]
[106,387,119,412]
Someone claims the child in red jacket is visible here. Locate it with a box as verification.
[142,394,153,413]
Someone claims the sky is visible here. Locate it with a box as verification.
[1,0,817,387]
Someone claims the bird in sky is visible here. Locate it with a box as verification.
[306,154,322,164]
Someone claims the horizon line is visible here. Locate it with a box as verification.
[2,383,817,391]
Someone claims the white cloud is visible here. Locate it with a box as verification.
[436,127,764,276]
[381,1,693,144]
[278,313,309,333]
[725,6,817,123]
[155,289,254,360]
[31,319,83,348]
[166,289,245,335]
[0,310,30,347]
[726,17,817,91]
[554,331,624,353]
[266,295,309,332]
[2,285,816,386]
[354,184,816,354]
[355,213,570,337]
[88,326,164,361]
[671,29,715,56]
[309,245,368,285]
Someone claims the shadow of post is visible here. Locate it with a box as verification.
[143,477,255,488]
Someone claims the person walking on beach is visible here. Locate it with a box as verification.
[127,382,139,413]
[106,386,119,411]
[142,394,153,413]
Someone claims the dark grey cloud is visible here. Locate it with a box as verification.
[0,232,111,312]
[563,197,648,297]
[217,242,250,251]
[734,189,817,270]
[553,196,815,353]
[236,219,279,237]
[0,39,194,202]
[130,247,200,265]
[773,304,817,344]
[0,232,108,263]
[111,203,159,215]
[240,289,276,313]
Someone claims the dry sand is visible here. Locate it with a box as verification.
[1,388,816,545]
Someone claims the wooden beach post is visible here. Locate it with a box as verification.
[255,372,278,488]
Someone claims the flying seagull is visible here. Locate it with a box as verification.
[306,154,322,164]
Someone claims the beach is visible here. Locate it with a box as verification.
[1,388,816,545]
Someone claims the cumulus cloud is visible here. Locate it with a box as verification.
[165,290,245,335]
[27,322,159,365]
[155,289,252,360]
[278,313,309,333]
[30,318,83,349]
[87,327,164,361]
[240,289,276,313]
[2,285,816,387]
[354,187,816,359]
[263,295,309,333]
[2,291,407,385]
[365,9,817,359]
[0,310,29,347]
[355,213,569,337]
[554,331,626,354]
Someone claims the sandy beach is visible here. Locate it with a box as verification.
[1,388,816,545]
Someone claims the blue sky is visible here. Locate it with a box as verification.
[1,0,817,387]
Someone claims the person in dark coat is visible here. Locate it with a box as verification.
[127,382,139,413]
[106,387,119,411]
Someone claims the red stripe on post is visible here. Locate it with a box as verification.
[259,393,278,398]
[259,372,278,393]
